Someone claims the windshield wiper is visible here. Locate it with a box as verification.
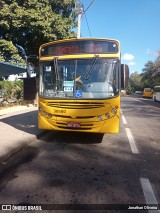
[83,55,99,81]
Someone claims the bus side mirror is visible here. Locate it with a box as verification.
[26,55,39,78]
[121,64,129,89]
[121,66,124,89]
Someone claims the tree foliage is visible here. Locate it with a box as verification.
[126,52,160,93]
[0,79,23,102]
[0,0,76,64]
[126,71,143,94]
[141,61,155,87]
[0,39,25,65]
[141,54,160,87]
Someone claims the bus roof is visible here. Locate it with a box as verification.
[40,38,120,48]
[144,87,152,88]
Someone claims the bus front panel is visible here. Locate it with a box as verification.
[38,96,120,133]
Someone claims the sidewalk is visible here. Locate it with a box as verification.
[0,105,46,163]
[0,105,32,116]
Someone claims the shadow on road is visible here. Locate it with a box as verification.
[0,109,104,144]
[42,131,104,144]
[0,110,40,136]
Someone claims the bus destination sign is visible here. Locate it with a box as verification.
[41,40,118,56]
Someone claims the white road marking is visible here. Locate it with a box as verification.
[125,128,139,154]
[122,108,159,211]
[121,109,127,124]
[121,115,127,125]
[140,178,160,213]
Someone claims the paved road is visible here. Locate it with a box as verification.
[131,94,160,109]
[0,96,160,213]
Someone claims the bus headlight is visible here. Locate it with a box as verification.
[105,113,110,118]
[42,111,47,116]
[39,107,52,119]
[48,113,53,119]
[98,115,103,120]
[111,108,117,115]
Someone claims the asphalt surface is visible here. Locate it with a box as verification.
[0,105,45,163]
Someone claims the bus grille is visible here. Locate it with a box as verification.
[55,114,95,119]
[47,101,105,109]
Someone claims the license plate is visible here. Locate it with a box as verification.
[67,122,81,128]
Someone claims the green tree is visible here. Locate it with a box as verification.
[12,80,23,100]
[126,71,143,93]
[1,81,13,101]
[0,0,76,63]
[153,53,160,84]
[0,39,25,66]
[141,58,160,87]
[0,79,23,102]
[141,61,155,87]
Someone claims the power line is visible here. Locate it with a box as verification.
[80,0,94,37]
[82,0,94,15]
[84,13,92,37]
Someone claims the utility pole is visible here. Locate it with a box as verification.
[75,2,84,38]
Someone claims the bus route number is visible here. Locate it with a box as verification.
[54,110,66,113]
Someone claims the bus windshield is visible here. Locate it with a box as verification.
[144,88,152,92]
[39,58,120,99]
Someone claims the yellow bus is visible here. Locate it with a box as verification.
[38,38,126,133]
[143,88,153,98]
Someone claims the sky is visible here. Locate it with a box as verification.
[78,0,160,74]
